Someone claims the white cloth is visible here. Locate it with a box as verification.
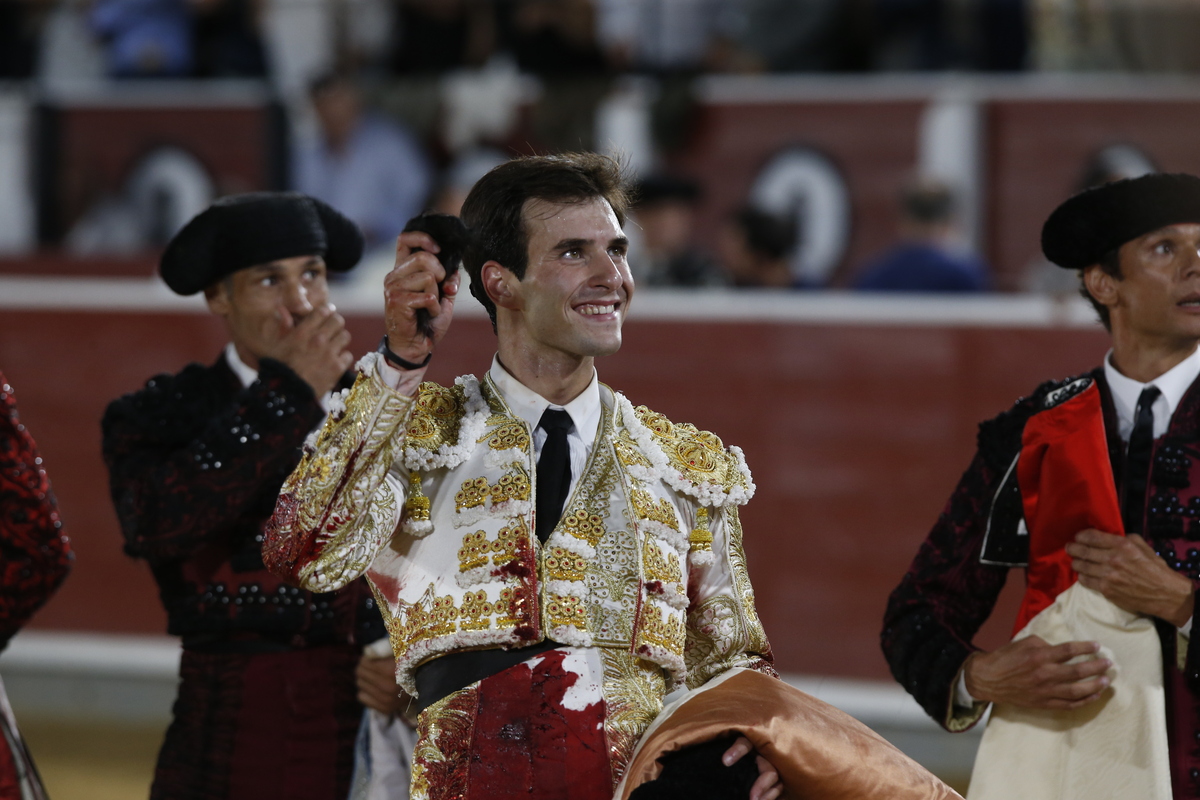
[967,582,1171,800]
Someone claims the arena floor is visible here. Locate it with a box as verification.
[22,719,164,800]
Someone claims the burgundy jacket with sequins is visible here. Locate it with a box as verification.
[1,371,71,647]
[882,368,1200,796]
[102,354,381,650]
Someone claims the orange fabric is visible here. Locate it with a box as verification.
[1014,382,1124,636]
[617,670,961,800]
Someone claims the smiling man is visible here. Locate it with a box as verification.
[263,153,780,800]
[102,192,398,800]
[883,173,1200,798]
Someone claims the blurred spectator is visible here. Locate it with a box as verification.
[90,0,193,77]
[630,174,724,287]
[389,0,495,75]
[191,0,266,77]
[0,371,72,800]
[293,72,433,252]
[594,0,749,73]
[718,205,801,288]
[853,178,990,292]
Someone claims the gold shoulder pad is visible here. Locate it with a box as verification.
[405,382,467,452]
[631,405,752,501]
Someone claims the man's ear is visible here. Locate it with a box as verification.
[204,281,231,317]
[1082,263,1118,310]
[481,261,521,311]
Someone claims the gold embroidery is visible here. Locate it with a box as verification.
[406,382,466,450]
[689,507,713,552]
[483,421,530,451]
[544,546,587,582]
[559,508,606,546]
[494,587,525,629]
[411,686,477,800]
[492,521,526,565]
[455,477,489,511]
[630,488,680,530]
[601,650,666,784]
[459,590,493,631]
[613,437,652,470]
[631,405,750,496]
[454,472,531,512]
[458,531,491,572]
[642,540,681,584]
[638,603,686,655]
[546,593,588,630]
[490,471,530,505]
[405,472,431,521]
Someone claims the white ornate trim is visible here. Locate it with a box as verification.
[615,393,756,508]
[687,549,715,568]
[400,517,434,537]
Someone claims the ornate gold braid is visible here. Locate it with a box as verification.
[683,505,773,688]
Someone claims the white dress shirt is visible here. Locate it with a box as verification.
[487,355,602,502]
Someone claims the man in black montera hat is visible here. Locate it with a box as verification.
[102,192,396,800]
[883,173,1200,797]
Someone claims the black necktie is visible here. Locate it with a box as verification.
[1122,385,1161,535]
[536,408,573,543]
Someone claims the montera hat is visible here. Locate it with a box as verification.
[1042,173,1200,270]
[160,192,364,295]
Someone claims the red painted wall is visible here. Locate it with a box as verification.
[0,307,1111,680]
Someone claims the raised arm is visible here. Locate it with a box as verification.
[264,229,460,592]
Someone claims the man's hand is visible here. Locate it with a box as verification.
[722,736,782,800]
[260,303,353,396]
[1066,529,1195,627]
[384,231,461,363]
[355,653,412,721]
[963,635,1110,710]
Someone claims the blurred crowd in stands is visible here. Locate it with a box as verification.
[3,0,1196,292]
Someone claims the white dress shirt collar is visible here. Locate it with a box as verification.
[224,342,258,389]
[1104,345,1200,441]
[488,355,602,446]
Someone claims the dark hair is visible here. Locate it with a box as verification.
[459,152,630,330]
[1079,248,1122,331]
[733,206,797,260]
[901,180,955,225]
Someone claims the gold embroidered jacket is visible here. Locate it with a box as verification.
[264,355,774,695]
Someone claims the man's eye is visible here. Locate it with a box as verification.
[1155,242,1173,255]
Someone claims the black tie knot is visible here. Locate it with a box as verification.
[1136,385,1162,417]
[538,408,574,434]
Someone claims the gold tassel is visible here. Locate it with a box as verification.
[689,507,713,553]
[404,472,430,521]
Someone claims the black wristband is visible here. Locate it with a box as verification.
[379,336,432,370]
